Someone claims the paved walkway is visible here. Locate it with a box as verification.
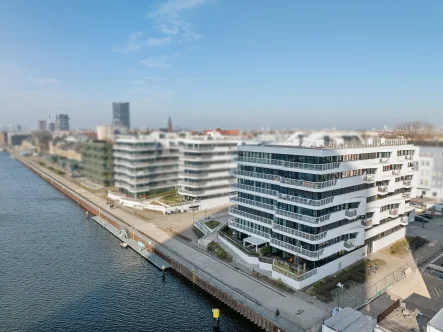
[23,157,327,332]
[197,215,229,247]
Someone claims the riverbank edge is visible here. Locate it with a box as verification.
[15,155,296,332]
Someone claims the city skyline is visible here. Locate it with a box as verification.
[1,0,443,130]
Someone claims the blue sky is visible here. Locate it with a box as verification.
[1,0,443,130]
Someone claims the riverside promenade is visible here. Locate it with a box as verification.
[17,155,327,332]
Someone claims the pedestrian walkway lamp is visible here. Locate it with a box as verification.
[336,282,344,310]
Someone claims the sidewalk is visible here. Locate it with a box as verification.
[23,157,328,332]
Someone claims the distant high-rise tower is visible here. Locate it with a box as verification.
[112,102,130,128]
[38,120,47,131]
[49,123,56,132]
[55,114,70,131]
[168,116,172,132]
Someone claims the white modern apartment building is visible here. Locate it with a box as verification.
[113,132,180,198]
[178,131,239,209]
[416,141,443,201]
[227,138,418,289]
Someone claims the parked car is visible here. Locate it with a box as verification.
[415,216,428,223]
[420,213,434,220]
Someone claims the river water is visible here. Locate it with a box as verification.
[0,153,260,332]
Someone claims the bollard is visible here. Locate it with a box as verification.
[162,265,166,280]
[212,308,220,331]
[85,211,89,219]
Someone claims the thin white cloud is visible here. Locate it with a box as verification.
[140,56,171,68]
[32,77,59,87]
[132,77,167,84]
[113,31,145,54]
[150,0,208,18]
[146,37,171,47]
[149,0,209,41]
[158,23,179,35]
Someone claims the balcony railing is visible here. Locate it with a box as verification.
[231,183,278,197]
[403,180,412,186]
[233,170,338,189]
[181,163,235,170]
[272,223,327,241]
[392,169,401,175]
[272,263,318,282]
[218,231,258,256]
[280,177,337,189]
[229,208,273,226]
[379,158,390,164]
[361,218,372,227]
[178,188,204,196]
[399,216,409,225]
[378,186,388,193]
[182,146,214,151]
[229,196,275,211]
[270,238,324,258]
[228,219,271,239]
[405,155,413,160]
[277,193,334,207]
[237,156,340,171]
[389,209,399,216]
[345,209,358,218]
[234,170,279,181]
[114,173,178,184]
[344,240,355,249]
[274,208,330,224]
[363,174,375,182]
[402,192,411,199]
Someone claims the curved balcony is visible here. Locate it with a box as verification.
[270,238,324,259]
[363,174,376,182]
[272,223,327,242]
[389,209,399,217]
[378,186,388,194]
[234,170,279,181]
[234,170,342,190]
[274,208,330,224]
[277,193,334,207]
[181,163,236,171]
[178,188,204,196]
[179,179,234,188]
[114,173,178,184]
[113,152,159,161]
[279,177,337,189]
[403,180,412,187]
[361,218,372,227]
[344,240,355,249]
[229,207,273,226]
[180,170,233,179]
[113,145,159,152]
[237,156,340,171]
[232,183,278,197]
[228,219,271,240]
[229,196,274,211]
[345,209,358,218]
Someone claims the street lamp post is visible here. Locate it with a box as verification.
[337,282,344,310]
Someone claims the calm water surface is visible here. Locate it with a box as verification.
[0,153,260,332]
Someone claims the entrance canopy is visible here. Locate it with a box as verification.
[243,236,267,246]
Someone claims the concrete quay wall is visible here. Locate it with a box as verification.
[17,156,310,332]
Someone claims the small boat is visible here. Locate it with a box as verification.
[120,242,128,248]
